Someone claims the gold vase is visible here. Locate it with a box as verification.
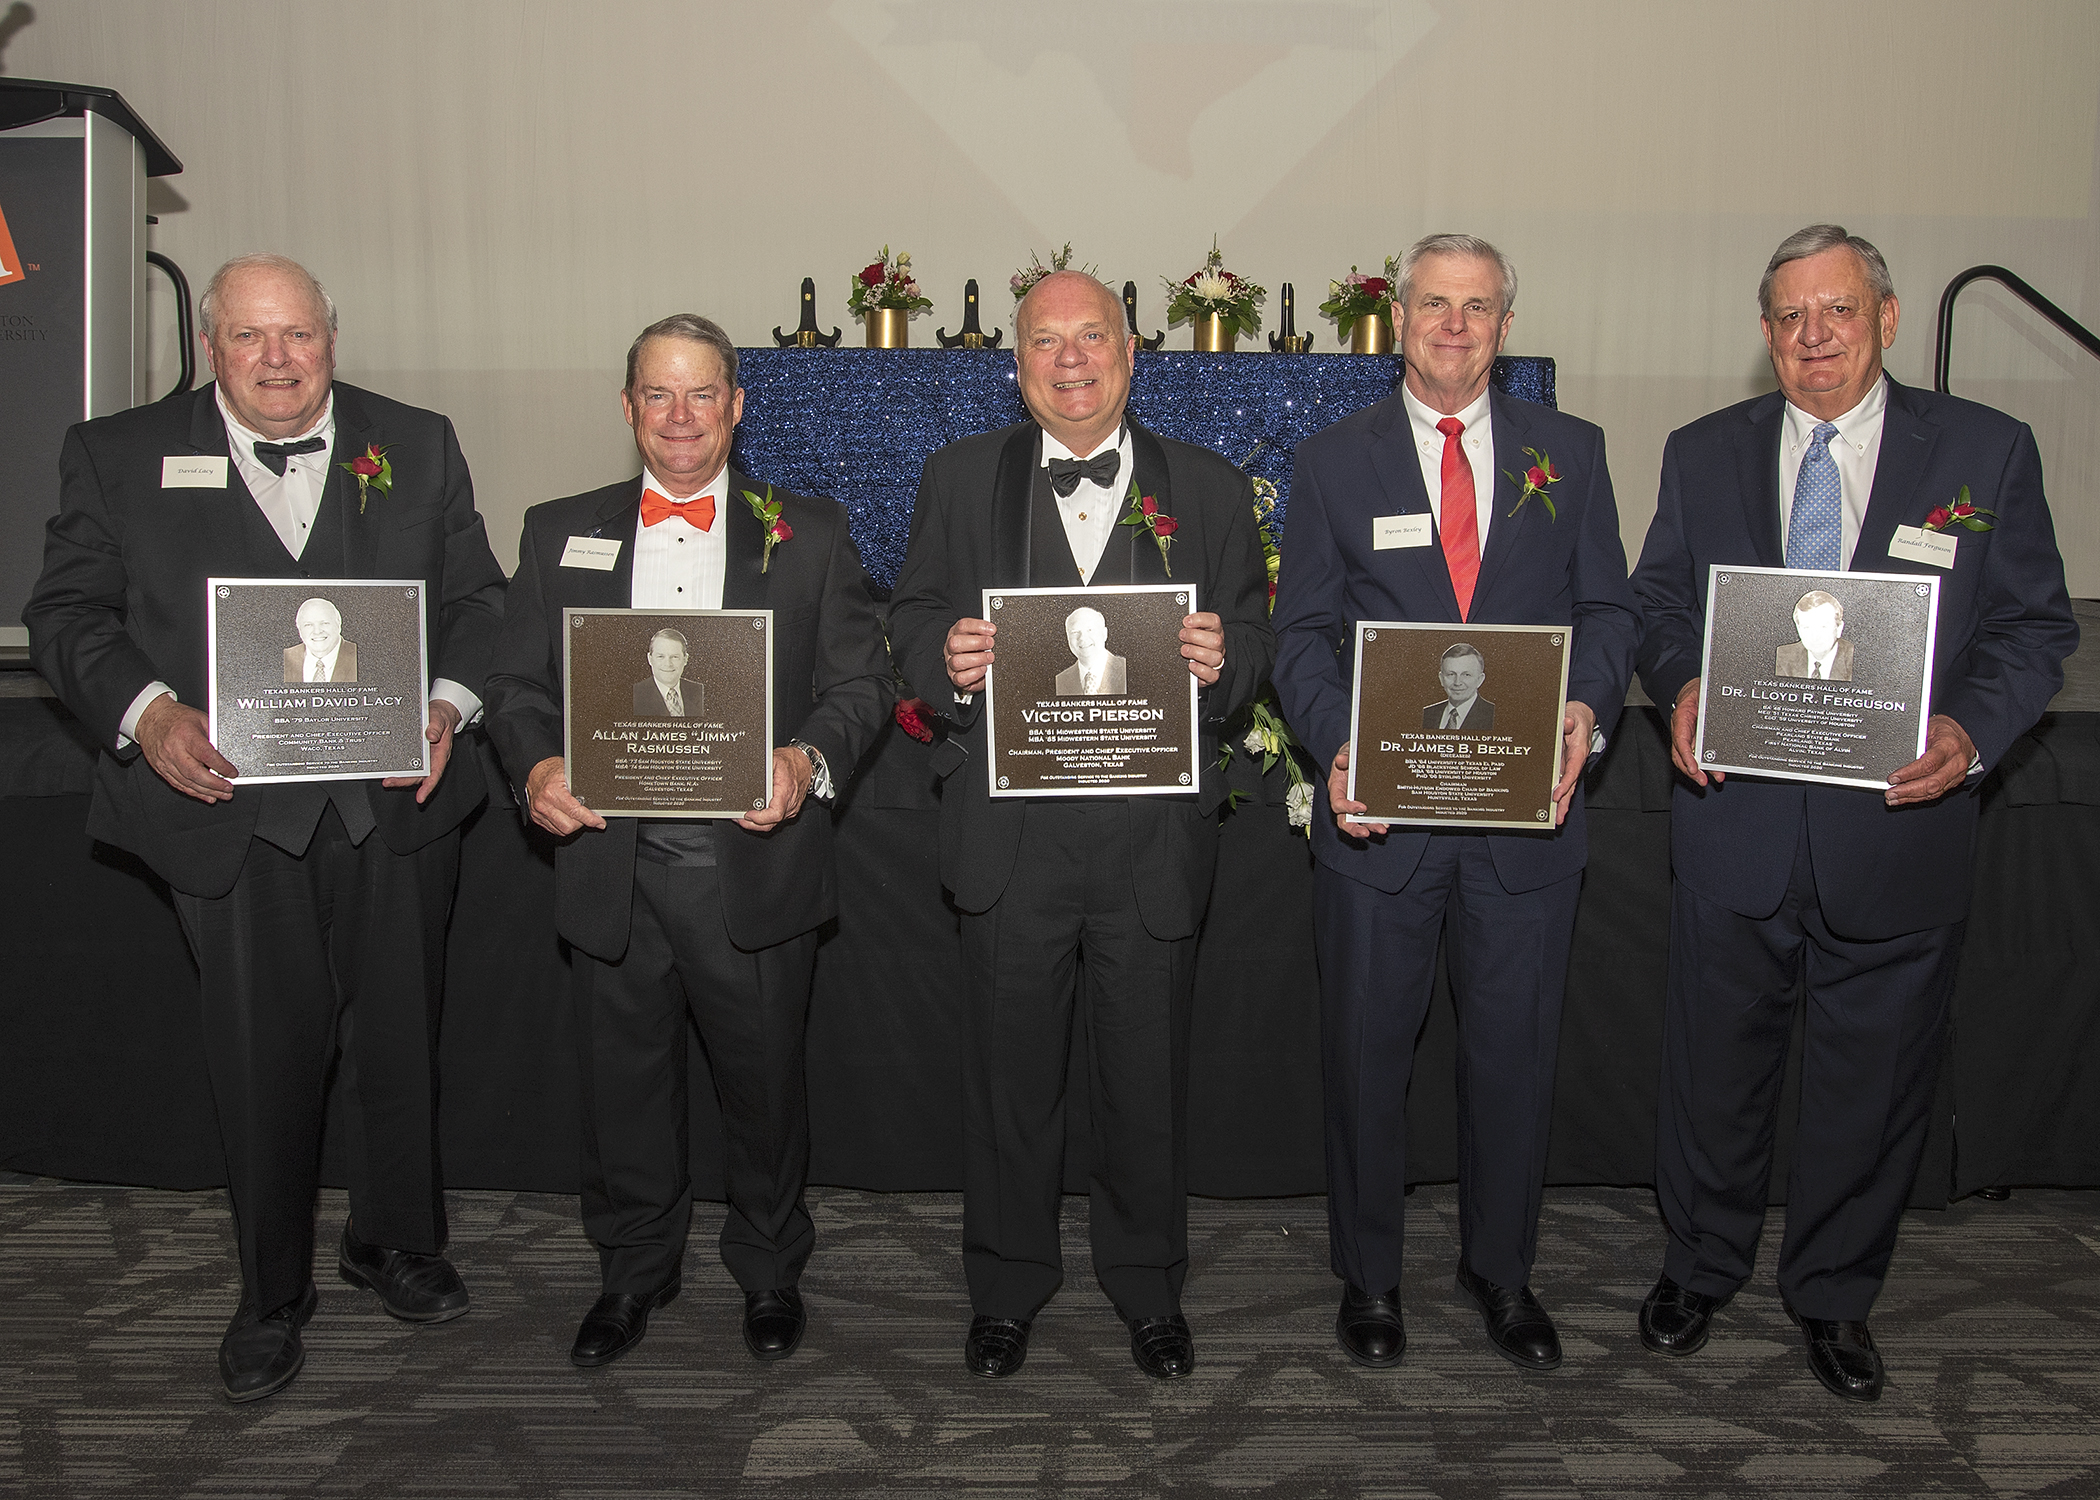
[1349,313,1394,354]
[1190,312,1238,353]
[865,308,909,349]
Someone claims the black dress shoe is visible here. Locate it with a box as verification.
[964,1315,1031,1378]
[1639,1274,1723,1357]
[1127,1313,1195,1380]
[571,1281,680,1368]
[743,1287,806,1360]
[338,1220,470,1323]
[1454,1263,1562,1371]
[1786,1304,1885,1403]
[1336,1284,1406,1368]
[219,1281,319,1403]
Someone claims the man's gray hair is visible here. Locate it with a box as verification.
[649,626,690,650]
[625,313,739,393]
[200,254,338,340]
[295,596,342,626]
[1396,234,1518,314]
[1759,225,1895,318]
[1794,589,1845,627]
[1440,641,1486,667]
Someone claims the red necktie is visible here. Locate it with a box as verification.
[1437,417,1479,620]
[640,488,715,531]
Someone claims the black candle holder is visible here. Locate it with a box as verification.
[936,279,1003,349]
[1269,282,1313,353]
[1123,281,1165,351]
[772,277,842,348]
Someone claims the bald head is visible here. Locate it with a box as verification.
[1014,271,1135,456]
[1016,270,1124,342]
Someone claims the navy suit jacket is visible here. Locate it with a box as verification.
[1630,377,2078,938]
[1271,387,1640,895]
[483,471,893,959]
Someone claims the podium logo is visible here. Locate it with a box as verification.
[0,194,25,288]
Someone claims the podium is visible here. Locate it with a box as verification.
[0,80,182,659]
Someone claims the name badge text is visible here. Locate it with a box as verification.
[1373,513,1434,550]
[1888,525,1958,570]
[162,456,229,488]
[560,536,623,571]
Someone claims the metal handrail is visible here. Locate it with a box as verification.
[1934,264,2100,393]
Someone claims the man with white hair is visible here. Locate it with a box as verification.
[25,253,506,1402]
[1054,605,1127,695]
[283,596,358,683]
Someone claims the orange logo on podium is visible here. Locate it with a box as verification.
[0,196,25,288]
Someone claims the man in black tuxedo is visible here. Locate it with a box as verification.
[484,314,891,1369]
[889,272,1272,1381]
[23,253,506,1402]
[1630,225,2078,1401]
[630,627,703,717]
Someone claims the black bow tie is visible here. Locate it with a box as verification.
[253,436,327,476]
[1047,449,1121,498]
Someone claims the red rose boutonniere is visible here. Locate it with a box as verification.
[1922,484,1996,533]
[1503,446,1562,520]
[340,443,392,514]
[894,696,936,744]
[1119,480,1177,576]
[740,485,794,572]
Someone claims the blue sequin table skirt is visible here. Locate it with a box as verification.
[731,349,1555,589]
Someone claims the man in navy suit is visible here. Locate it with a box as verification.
[1272,234,1640,1373]
[1629,225,2077,1402]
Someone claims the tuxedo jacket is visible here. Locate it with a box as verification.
[888,419,1274,939]
[631,676,703,717]
[24,382,507,898]
[1272,388,1640,895]
[1055,654,1127,696]
[1774,638,1853,681]
[284,641,358,683]
[1632,377,2077,938]
[484,472,892,959]
[1423,696,1494,731]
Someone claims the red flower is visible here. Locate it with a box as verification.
[1925,506,1951,529]
[894,697,935,744]
[351,450,382,477]
[1151,515,1179,537]
[771,519,794,542]
[1361,277,1389,297]
[1267,578,1277,601]
[859,262,886,286]
[1951,502,1975,518]
[1140,495,1159,516]
[1526,465,1549,488]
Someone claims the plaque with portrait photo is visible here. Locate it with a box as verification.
[563,608,774,818]
[1695,565,1938,789]
[982,584,1202,798]
[1345,621,1571,829]
[206,577,431,783]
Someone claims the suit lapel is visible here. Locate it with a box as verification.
[1127,421,1172,585]
[720,471,769,611]
[1365,394,1461,621]
[992,425,1038,586]
[186,386,259,566]
[1473,389,1532,608]
[1855,378,1941,569]
[1738,393,1786,568]
[327,384,378,578]
[589,479,643,607]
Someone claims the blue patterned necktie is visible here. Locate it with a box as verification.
[1786,421,1842,571]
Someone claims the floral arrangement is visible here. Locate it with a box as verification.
[1120,482,1177,577]
[1010,242,1096,301]
[739,485,794,572]
[340,443,392,514]
[1218,471,1317,835]
[1924,485,1996,532]
[1162,238,1265,339]
[1317,256,1399,330]
[1504,447,1564,520]
[847,246,932,317]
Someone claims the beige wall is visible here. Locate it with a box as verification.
[11,0,2099,588]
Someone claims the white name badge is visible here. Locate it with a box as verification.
[162,455,228,488]
[1373,513,1434,550]
[1888,525,1958,570]
[560,536,623,570]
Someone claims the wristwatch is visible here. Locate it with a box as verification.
[788,738,834,801]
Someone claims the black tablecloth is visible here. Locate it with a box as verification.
[6,694,2096,1202]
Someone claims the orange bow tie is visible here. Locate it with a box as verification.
[640,488,715,531]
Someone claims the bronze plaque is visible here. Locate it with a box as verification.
[206,577,430,783]
[1347,621,1570,828]
[982,584,1201,797]
[563,608,774,818]
[1695,565,1938,788]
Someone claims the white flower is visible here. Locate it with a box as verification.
[1285,781,1313,827]
[1191,273,1236,302]
[1244,727,1266,755]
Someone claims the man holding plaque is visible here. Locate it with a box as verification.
[484,314,891,1370]
[889,271,1271,1381]
[1270,234,1640,1373]
[23,254,506,1401]
[1629,225,2076,1402]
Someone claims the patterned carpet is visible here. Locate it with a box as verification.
[2,1179,2096,1498]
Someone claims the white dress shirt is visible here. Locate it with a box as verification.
[302,644,343,682]
[1777,374,1887,570]
[117,388,483,746]
[1803,644,1842,679]
[1041,426,1132,584]
[630,466,729,610]
[1401,383,1495,546]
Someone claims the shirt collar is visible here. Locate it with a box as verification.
[1041,424,1130,465]
[1784,372,1887,457]
[1401,381,1492,444]
[216,385,334,455]
[640,465,728,505]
